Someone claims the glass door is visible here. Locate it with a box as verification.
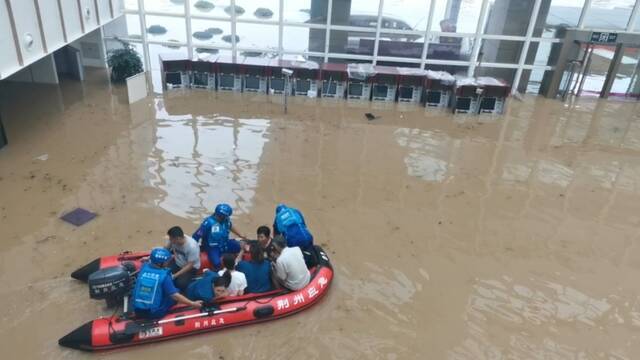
[579,44,616,97]
[609,46,640,99]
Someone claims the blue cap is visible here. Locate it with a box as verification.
[214,203,233,218]
[150,247,172,265]
[275,203,287,214]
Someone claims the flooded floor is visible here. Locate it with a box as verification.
[2,69,640,359]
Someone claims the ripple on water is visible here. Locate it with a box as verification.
[448,275,633,359]
[394,128,452,182]
[337,262,417,327]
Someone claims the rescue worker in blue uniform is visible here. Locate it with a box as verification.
[192,203,247,270]
[132,248,203,319]
[272,204,314,251]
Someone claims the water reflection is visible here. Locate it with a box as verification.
[147,99,270,219]
[394,128,453,182]
[449,275,631,359]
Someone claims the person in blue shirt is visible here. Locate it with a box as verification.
[192,203,248,270]
[236,241,274,294]
[273,204,314,251]
[185,269,232,303]
[132,248,203,319]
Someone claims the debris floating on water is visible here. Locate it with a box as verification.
[364,113,378,121]
[60,208,97,227]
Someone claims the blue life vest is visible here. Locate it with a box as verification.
[275,207,303,230]
[208,218,231,251]
[275,207,313,249]
[133,263,171,313]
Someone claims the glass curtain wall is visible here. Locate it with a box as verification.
[106,0,640,95]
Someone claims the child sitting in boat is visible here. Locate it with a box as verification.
[217,254,246,296]
[240,225,274,262]
[256,225,272,250]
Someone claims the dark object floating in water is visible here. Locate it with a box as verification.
[254,7,274,19]
[222,34,240,43]
[224,5,245,16]
[193,0,214,11]
[146,25,167,35]
[241,51,263,57]
[205,27,223,35]
[60,208,97,227]
[193,31,213,40]
[195,48,219,54]
[364,113,378,121]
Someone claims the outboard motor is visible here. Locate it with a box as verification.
[88,263,136,308]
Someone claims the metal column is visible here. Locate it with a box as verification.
[575,44,594,96]
[600,43,625,99]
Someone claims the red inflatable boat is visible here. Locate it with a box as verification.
[70,250,215,282]
[59,246,333,351]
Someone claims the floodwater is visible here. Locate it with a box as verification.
[2,69,640,359]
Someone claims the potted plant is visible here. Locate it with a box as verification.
[107,39,143,83]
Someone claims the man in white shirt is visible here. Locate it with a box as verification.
[270,235,310,291]
[165,226,201,291]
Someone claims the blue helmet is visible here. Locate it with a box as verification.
[214,203,233,218]
[275,203,287,214]
[150,247,172,265]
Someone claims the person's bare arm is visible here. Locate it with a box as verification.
[271,261,286,289]
[270,268,282,289]
[230,225,247,240]
[235,248,244,264]
[171,293,203,308]
[172,261,194,279]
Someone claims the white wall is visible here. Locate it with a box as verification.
[79,0,99,29]
[61,0,84,42]
[6,54,59,84]
[112,0,124,17]
[37,0,66,52]
[98,0,113,24]
[0,0,122,80]
[0,1,20,79]
[8,0,45,66]
[30,55,59,84]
